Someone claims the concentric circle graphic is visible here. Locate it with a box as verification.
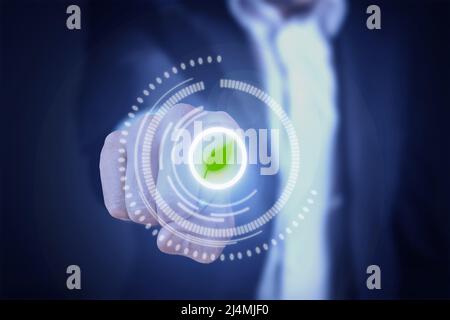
[116,55,319,262]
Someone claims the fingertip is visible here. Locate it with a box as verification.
[106,205,130,221]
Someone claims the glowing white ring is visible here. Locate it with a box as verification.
[188,127,247,190]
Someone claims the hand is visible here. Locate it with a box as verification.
[100,104,239,263]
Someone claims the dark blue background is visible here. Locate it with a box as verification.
[1,0,450,299]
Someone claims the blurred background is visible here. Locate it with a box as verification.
[1,0,450,299]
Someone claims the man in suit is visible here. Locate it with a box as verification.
[2,0,449,299]
[96,0,450,299]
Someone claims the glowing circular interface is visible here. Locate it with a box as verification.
[188,127,247,190]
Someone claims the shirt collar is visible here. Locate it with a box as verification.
[229,0,347,40]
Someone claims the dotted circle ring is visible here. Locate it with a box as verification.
[116,55,312,262]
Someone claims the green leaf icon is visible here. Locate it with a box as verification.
[203,142,232,179]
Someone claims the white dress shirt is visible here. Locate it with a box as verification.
[229,0,347,299]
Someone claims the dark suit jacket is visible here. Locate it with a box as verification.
[1,0,449,299]
[330,0,450,299]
